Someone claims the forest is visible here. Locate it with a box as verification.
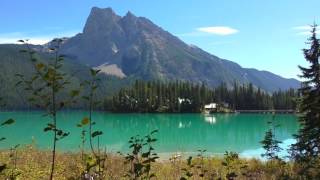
[104,80,297,113]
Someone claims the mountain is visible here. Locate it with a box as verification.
[0,44,132,109]
[49,7,299,92]
[0,6,299,99]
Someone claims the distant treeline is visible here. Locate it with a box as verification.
[104,80,297,113]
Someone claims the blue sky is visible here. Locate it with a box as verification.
[1,0,319,79]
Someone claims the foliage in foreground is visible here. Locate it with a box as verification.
[16,39,80,180]
[0,144,312,180]
[0,94,16,175]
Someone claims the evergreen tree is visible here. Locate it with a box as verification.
[260,115,282,160]
[291,24,320,178]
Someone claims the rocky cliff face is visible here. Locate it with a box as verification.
[55,7,299,91]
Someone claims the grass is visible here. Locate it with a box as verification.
[0,144,303,180]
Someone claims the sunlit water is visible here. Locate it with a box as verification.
[0,111,299,159]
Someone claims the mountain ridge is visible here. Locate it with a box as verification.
[5,7,300,92]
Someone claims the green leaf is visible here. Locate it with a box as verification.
[19,49,27,53]
[186,172,193,177]
[57,130,63,136]
[31,75,39,81]
[151,129,158,134]
[62,132,70,137]
[1,119,15,126]
[93,102,101,106]
[91,131,103,138]
[47,123,55,128]
[36,63,45,70]
[0,137,6,141]
[15,81,23,86]
[81,117,89,125]
[147,138,157,143]
[28,97,36,102]
[90,69,96,76]
[142,152,150,158]
[187,156,192,166]
[15,74,24,78]
[82,96,89,101]
[59,102,65,108]
[0,164,6,173]
[90,69,101,76]
[70,90,80,97]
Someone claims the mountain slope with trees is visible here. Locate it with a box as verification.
[0,44,131,109]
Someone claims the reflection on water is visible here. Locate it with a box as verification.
[0,111,299,158]
[204,115,216,124]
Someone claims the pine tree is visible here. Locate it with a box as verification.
[260,115,282,160]
[291,24,320,177]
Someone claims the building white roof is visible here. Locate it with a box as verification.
[204,103,217,109]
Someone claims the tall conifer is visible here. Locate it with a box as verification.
[291,24,320,177]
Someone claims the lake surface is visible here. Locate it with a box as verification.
[0,111,299,158]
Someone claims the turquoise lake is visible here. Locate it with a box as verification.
[0,111,299,158]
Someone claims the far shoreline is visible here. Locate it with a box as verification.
[0,109,297,114]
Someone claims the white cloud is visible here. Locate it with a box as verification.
[292,25,320,36]
[292,26,311,30]
[296,31,312,36]
[0,30,79,45]
[177,26,238,37]
[197,26,239,36]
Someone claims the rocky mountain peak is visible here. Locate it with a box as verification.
[55,7,300,92]
[83,7,120,34]
[124,11,136,19]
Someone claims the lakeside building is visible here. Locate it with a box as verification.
[204,103,217,114]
